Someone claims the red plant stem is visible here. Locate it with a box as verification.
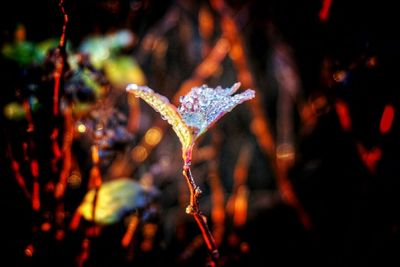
[6,143,31,200]
[53,72,61,116]
[319,0,333,22]
[11,160,31,200]
[380,104,394,134]
[53,0,69,116]
[182,159,219,264]
[54,106,73,199]
[31,159,41,211]
[59,0,68,48]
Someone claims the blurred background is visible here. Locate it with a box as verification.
[1,0,400,266]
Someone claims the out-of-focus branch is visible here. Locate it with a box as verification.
[210,0,311,229]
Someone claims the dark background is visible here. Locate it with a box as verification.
[1,0,400,266]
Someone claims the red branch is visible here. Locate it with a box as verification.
[319,0,333,22]
[182,161,219,266]
[53,0,69,116]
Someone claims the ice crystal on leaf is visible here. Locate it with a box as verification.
[126,82,255,159]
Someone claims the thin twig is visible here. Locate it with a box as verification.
[182,160,220,265]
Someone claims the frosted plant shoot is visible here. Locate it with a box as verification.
[126,82,255,264]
